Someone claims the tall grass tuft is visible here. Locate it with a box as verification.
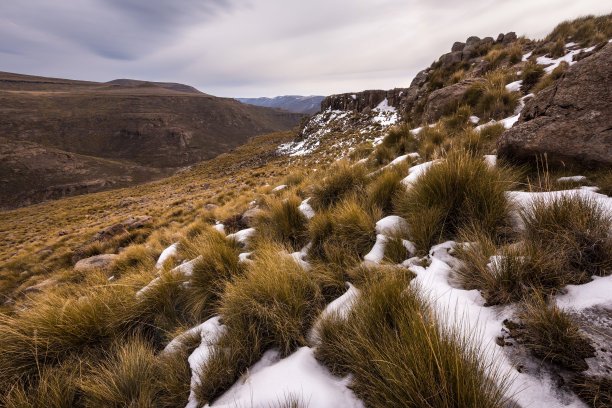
[315,274,513,408]
[310,161,368,211]
[195,246,323,403]
[253,194,309,252]
[521,194,612,282]
[464,70,520,120]
[510,294,595,371]
[395,151,516,253]
[366,166,406,216]
[185,231,246,320]
[309,199,379,263]
[80,338,158,407]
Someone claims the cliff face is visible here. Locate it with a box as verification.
[320,88,408,113]
[318,32,520,123]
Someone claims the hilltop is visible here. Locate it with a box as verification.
[0,71,303,209]
[0,13,611,408]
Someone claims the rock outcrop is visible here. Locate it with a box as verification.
[422,78,485,123]
[498,42,612,168]
[320,88,408,113]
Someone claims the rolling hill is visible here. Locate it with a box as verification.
[0,72,303,209]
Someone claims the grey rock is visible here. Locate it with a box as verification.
[422,78,486,124]
[498,42,612,168]
[74,254,118,272]
[452,41,466,52]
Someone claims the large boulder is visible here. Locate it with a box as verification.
[498,42,612,168]
[74,254,118,272]
[422,78,485,124]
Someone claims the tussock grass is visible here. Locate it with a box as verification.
[0,361,81,408]
[418,125,448,159]
[219,246,323,356]
[521,194,612,281]
[80,338,158,407]
[532,61,569,94]
[456,194,612,304]
[365,166,407,216]
[310,160,368,211]
[546,14,612,47]
[507,44,523,65]
[395,151,516,253]
[253,194,309,251]
[485,47,509,70]
[509,294,594,371]
[110,244,154,276]
[309,199,379,263]
[195,246,323,403]
[185,231,246,320]
[383,233,412,264]
[455,230,566,305]
[521,61,545,91]
[381,124,420,155]
[315,274,513,408]
[464,70,520,121]
[0,285,139,390]
[571,374,612,408]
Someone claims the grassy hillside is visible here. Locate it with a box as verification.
[0,14,611,408]
[0,71,303,208]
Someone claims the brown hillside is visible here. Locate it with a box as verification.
[0,71,303,209]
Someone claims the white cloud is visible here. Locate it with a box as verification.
[0,0,609,97]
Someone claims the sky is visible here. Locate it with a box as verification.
[0,1,609,97]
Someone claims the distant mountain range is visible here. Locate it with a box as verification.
[236,95,325,114]
[0,71,303,209]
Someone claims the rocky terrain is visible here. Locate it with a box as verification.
[0,72,303,209]
[236,95,325,114]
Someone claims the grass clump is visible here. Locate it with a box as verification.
[531,61,569,94]
[508,294,595,371]
[571,375,612,408]
[253,194,309,251]
[315,274,513,408]
[186,231,246,320]
[464,70,520,121]
[309,199,379,263]
[365,166,406,216]
[395,151,516,253]
[310,161,368,211]
[80,338,158,408]
[521,194,612,281]
[546,14,612,47]
[521,61,545,91]
[195,246,323,403]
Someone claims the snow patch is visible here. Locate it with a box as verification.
[209,347,364,408]
[299,198,315,219]
[401,160,439,187]
[375,215,409,235]
[156,243,179,269]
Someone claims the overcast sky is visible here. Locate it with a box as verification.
[1,1,609,97]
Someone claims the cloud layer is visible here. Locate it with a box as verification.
[1,0,609,96]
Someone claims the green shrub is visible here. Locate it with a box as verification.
[395,151,516,253]
[315,274,512,408]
